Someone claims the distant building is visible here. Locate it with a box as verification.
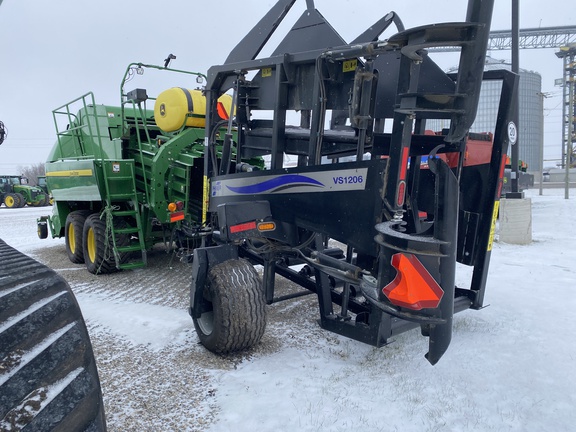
[429,57,543,172]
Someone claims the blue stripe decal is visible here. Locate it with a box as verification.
[226,175,324,194]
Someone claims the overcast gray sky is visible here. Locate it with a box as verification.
[1,0,574,174]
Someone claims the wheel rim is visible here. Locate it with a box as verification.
[196,288,214,336]
[198,311,214,336]
[5,196,14,207]
[197,311,214,335]
[86,227,96,263]
[68,223,76,253]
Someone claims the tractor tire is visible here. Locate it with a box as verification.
[82,214,130,275]
[15,193,26,208]
[3,193,20,208]
[0,239,106,431]
[193,258,267,353]
[36,196,50,207]
[65,211,92,264]
[37,220,48,239]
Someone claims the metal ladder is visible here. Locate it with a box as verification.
[101,160,147,270]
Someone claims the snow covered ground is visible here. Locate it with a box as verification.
[1,188,575,431]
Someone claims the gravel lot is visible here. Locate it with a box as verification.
[30,241,321,431]
[6,194,575,432]
[0,206,343,431]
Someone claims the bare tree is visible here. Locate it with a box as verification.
[18,162,46,186]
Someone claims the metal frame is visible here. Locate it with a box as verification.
[192,0,517,363]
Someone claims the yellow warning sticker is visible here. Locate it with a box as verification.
[343,59,357,73]
[202,175,209,223]
[487,201,500,251]
[261,67,272,77]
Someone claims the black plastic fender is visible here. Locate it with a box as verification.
[189,243,238,320]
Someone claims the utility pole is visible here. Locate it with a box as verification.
[538,92,545,196]
[499,0,532,246]
[556,44,576,199]
[507,0,523,199]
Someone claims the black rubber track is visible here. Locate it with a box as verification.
[65,210,92,264]
[0,239,106,431]
[193,259,267,354]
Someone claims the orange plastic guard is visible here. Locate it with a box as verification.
[217,101,230,120]
[382,253,444,310]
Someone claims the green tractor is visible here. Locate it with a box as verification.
[0,175,48,208]
[37,175,53,205]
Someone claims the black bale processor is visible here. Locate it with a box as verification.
[190,0,518,364]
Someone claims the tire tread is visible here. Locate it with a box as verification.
[195,259,267,353]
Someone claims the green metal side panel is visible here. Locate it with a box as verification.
[79,105,122,160]
[46,133,82,162]
[45,160,102,201]
[146,127,205,223]
[50,203,65,237]
[102,160,136,199]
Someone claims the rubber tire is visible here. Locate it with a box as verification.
[82,214,130,275]
[36,196,49,207]
[193,258,267,353]
[3,193,19,208]
[37,220,48,239]
[65,211,91,264]
[15,193,26,208]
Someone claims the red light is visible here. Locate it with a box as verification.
[230,221,257,234]
[399,147,410,181]
[170,211,185,222]
[382,253,444,310]
[396,181,406,207]
[176,201,184,210]
[497,154,507,198]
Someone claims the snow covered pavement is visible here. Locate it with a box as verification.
[1,188,575,431]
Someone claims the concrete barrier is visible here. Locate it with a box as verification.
[499,198,532,245]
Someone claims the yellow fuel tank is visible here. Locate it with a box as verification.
[154,88,233,132]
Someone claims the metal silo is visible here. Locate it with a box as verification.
[435,57,543,171]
